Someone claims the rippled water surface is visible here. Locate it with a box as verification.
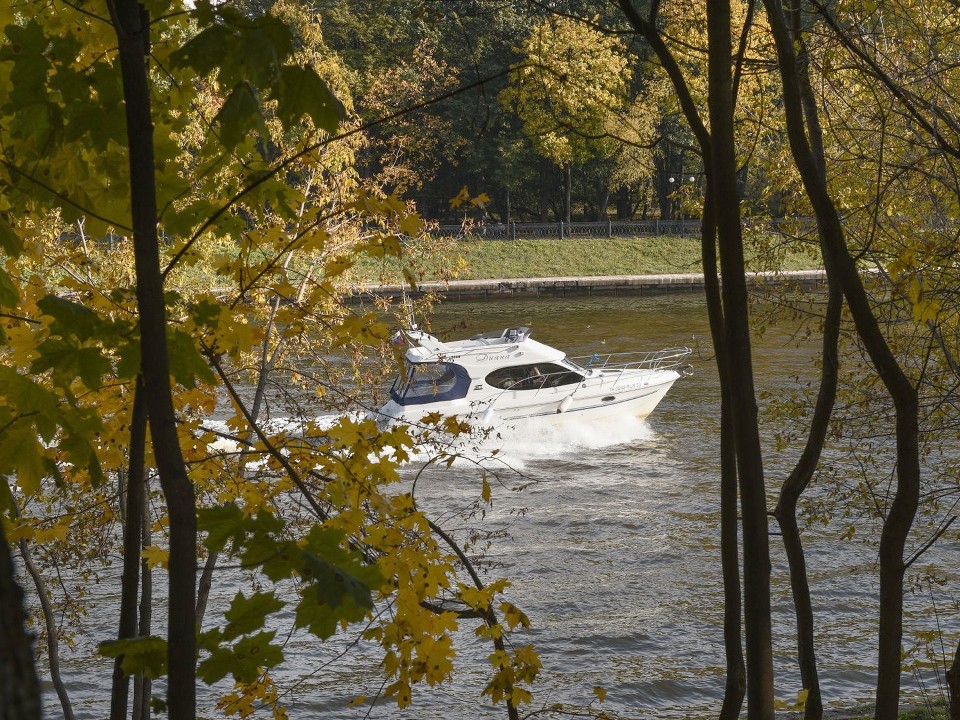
[42,292,957,718]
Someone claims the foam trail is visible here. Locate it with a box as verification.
[386,414,660,473]
[496,414,657,460]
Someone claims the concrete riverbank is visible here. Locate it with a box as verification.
[355,269,827,301]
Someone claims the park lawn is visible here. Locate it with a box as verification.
[351,234,822,285]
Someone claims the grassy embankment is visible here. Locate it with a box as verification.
[152,233,820,293]
[352,234,822,285]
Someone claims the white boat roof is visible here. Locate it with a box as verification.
[403,326,566,370]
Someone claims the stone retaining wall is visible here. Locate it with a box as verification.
[352,269,827,302]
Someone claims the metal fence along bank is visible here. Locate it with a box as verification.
[435,219,703,239]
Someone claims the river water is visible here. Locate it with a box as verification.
[40,292,958,719]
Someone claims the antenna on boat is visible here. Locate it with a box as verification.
[400,290,418,331]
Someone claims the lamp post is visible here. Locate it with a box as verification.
[669,175,698,236]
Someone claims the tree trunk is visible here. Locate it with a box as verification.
[0,524,41,720]
[111,2,197,718]
[595,184,610,222]
[111,378,147,720]
[948,639,960,720]
[773,282,841,720]
[16,537,75,720]
[702,185,747,720]
[707,2,774,716]
[613,1,757,711]
[539,156,551,222]
[616,185,631,220]
[563,163,572,224]
[134,481,153,720]
[762,4,921,719]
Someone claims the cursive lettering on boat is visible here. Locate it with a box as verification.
[477,351,522,362]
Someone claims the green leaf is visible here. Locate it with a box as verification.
[190,297,221,329]
[167,328,216,386]
[274,66,344,135]
[294,583,339,639]
[0,423,48,496]
[31,337,111,391]
[37,295,107,342]
[168,23,235,76]
[115,337,141,380]
[0,366,60,439]
[301,552,376,614]
[99,636,168,679]
[197,630,283,684]
[197,504,246,553]
[223,591,285,641]
[292,527,382,638]
[1,21,51,106]
[170,10,295,90]
[0,477,13,513]
[0,216,23,257]
[0,266,18,308]
[197,505,283,554]
[253,538,300,582]
[214,81,266,152]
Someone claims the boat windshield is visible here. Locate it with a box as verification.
[485,362,583,391]
[391,362,471,406]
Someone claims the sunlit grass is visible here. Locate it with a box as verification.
[352,233,822,284]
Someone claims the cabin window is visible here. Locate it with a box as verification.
[485,363,583,391]
[391,362,471,405]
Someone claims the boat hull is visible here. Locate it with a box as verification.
[376,370,680,428]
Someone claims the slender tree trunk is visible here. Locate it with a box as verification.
[0,523,40,720]
[539,157,551,222]
[762,5,921,719]
[948,639,960,720]
[8,496,74,720]
[15,536,75,720]
[618,0,773,718]
[616,186,630,220]
[702,185,747,720]
[769,5,839,715]
[563,163,572,225]
[596,186,610,222]
[110,2,197,718]
[773,281,841,720]
[134,482,153,720]
[706,2,774,716]
[111,377,147,720]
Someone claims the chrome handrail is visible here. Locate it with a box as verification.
[570,347,693,373]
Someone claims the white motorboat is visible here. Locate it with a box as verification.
[375,325,691,428]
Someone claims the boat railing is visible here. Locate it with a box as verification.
[570,347,693,374]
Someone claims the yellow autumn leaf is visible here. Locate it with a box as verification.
[510,687,533,706]
[141,545,169,569]
[593,686,607,703]
[449,185,470,208]
[470,192,490,207]
[398,212,424,237]
[5,522,36,542]
[500,601,530,630]
[33,522,71,543]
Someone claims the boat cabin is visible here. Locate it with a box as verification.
[388,327,585,407]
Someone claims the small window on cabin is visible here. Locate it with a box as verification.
[485,363,582,391]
